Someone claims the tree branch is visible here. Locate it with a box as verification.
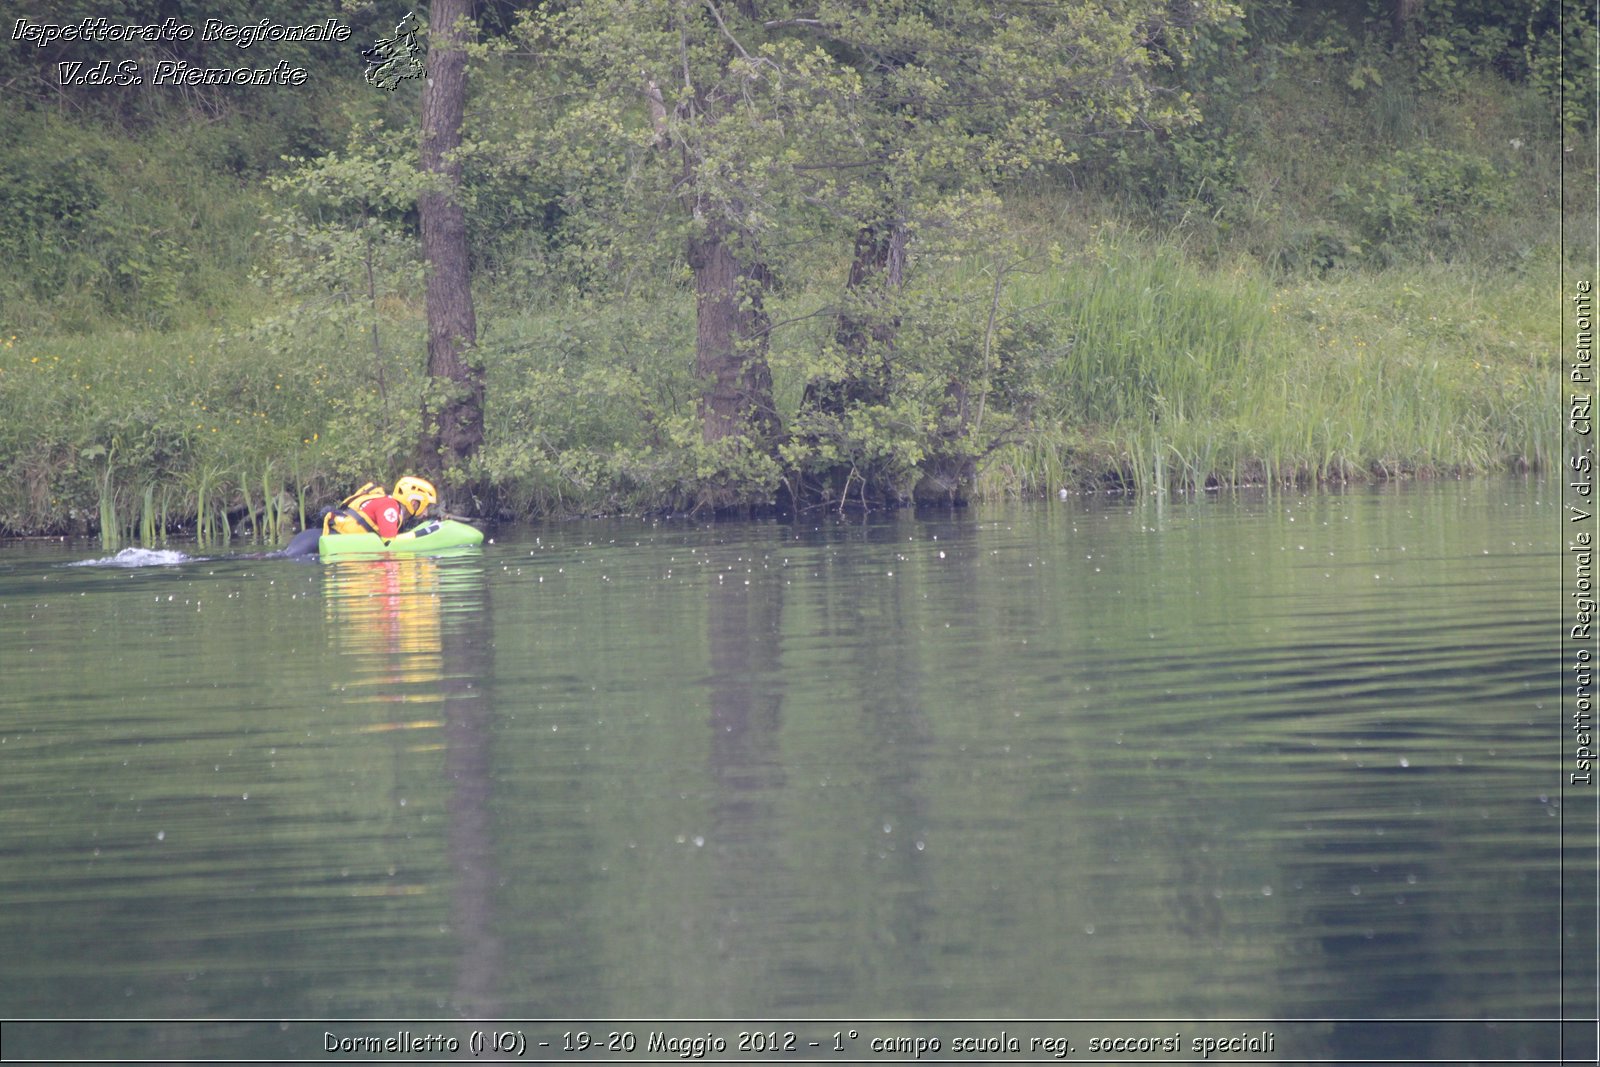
[702,0,754,61]
[702,0,782,82]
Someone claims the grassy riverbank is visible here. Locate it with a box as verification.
[0,231,1560,541]
[981,248,1559,497]
[0,41,1583,542]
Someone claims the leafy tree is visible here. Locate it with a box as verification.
[254,120,427,482]
[532,0,839,509]
[778,0,1239,505]
[523,0,1237,509]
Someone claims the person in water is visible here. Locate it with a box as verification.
[322,476,439,538]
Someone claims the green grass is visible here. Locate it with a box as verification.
[0,228,1563,538]
[975,248,1557,498]
[0,322,423,544]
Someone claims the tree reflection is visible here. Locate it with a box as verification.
[701,551,787,1003]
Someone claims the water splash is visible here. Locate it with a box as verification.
[69,547,193,568]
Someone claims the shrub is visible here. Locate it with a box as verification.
[1332,145,1508,264]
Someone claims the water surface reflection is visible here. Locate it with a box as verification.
[0,479,1580,1061]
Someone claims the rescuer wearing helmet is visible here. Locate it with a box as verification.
[393,475,439,525]
[322,476,438,539]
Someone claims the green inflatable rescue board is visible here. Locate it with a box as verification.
[318,518,485,559]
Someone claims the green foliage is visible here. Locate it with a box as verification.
[1332,146,1508,263]
[249,119,429,484]
[0,114,439,537]
[776,244,1059,507]
[981,251,1553,498]
[0,0,387,130]
[474,292,705,514]
[1087,0,1572,278]
[1033,241,1269,426]
[505,0,1248,504]
[0,115,270,331]
[0,0,1574,534]
[0,329,334,540]
[477,301,790,517]
[1522,0,1599,135]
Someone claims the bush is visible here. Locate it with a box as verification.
[1332,145,1508,264]
[0,115,269,332]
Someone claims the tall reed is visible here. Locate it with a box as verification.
[988,242,1553,497]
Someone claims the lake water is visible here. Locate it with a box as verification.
[0,477,1590,1062]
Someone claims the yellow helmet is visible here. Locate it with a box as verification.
[394,475,438,517]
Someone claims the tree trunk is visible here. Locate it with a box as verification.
[686,211,778,448]
[838,219,905,391]
[791,216,908,510]
[417,0,482,479]
[1393,0,1423,43]
[796,219,908,419]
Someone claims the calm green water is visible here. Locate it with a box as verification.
[0,478,1585,1060]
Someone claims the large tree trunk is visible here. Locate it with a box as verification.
[686,211,778,449]
[1392,0,1423,43]
[417,0,482,479]
[654,4,779,509]
[826,219,906,405]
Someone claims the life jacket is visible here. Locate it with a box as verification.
[322,482,389,536]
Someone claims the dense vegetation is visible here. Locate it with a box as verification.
[0,0,1591,542]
